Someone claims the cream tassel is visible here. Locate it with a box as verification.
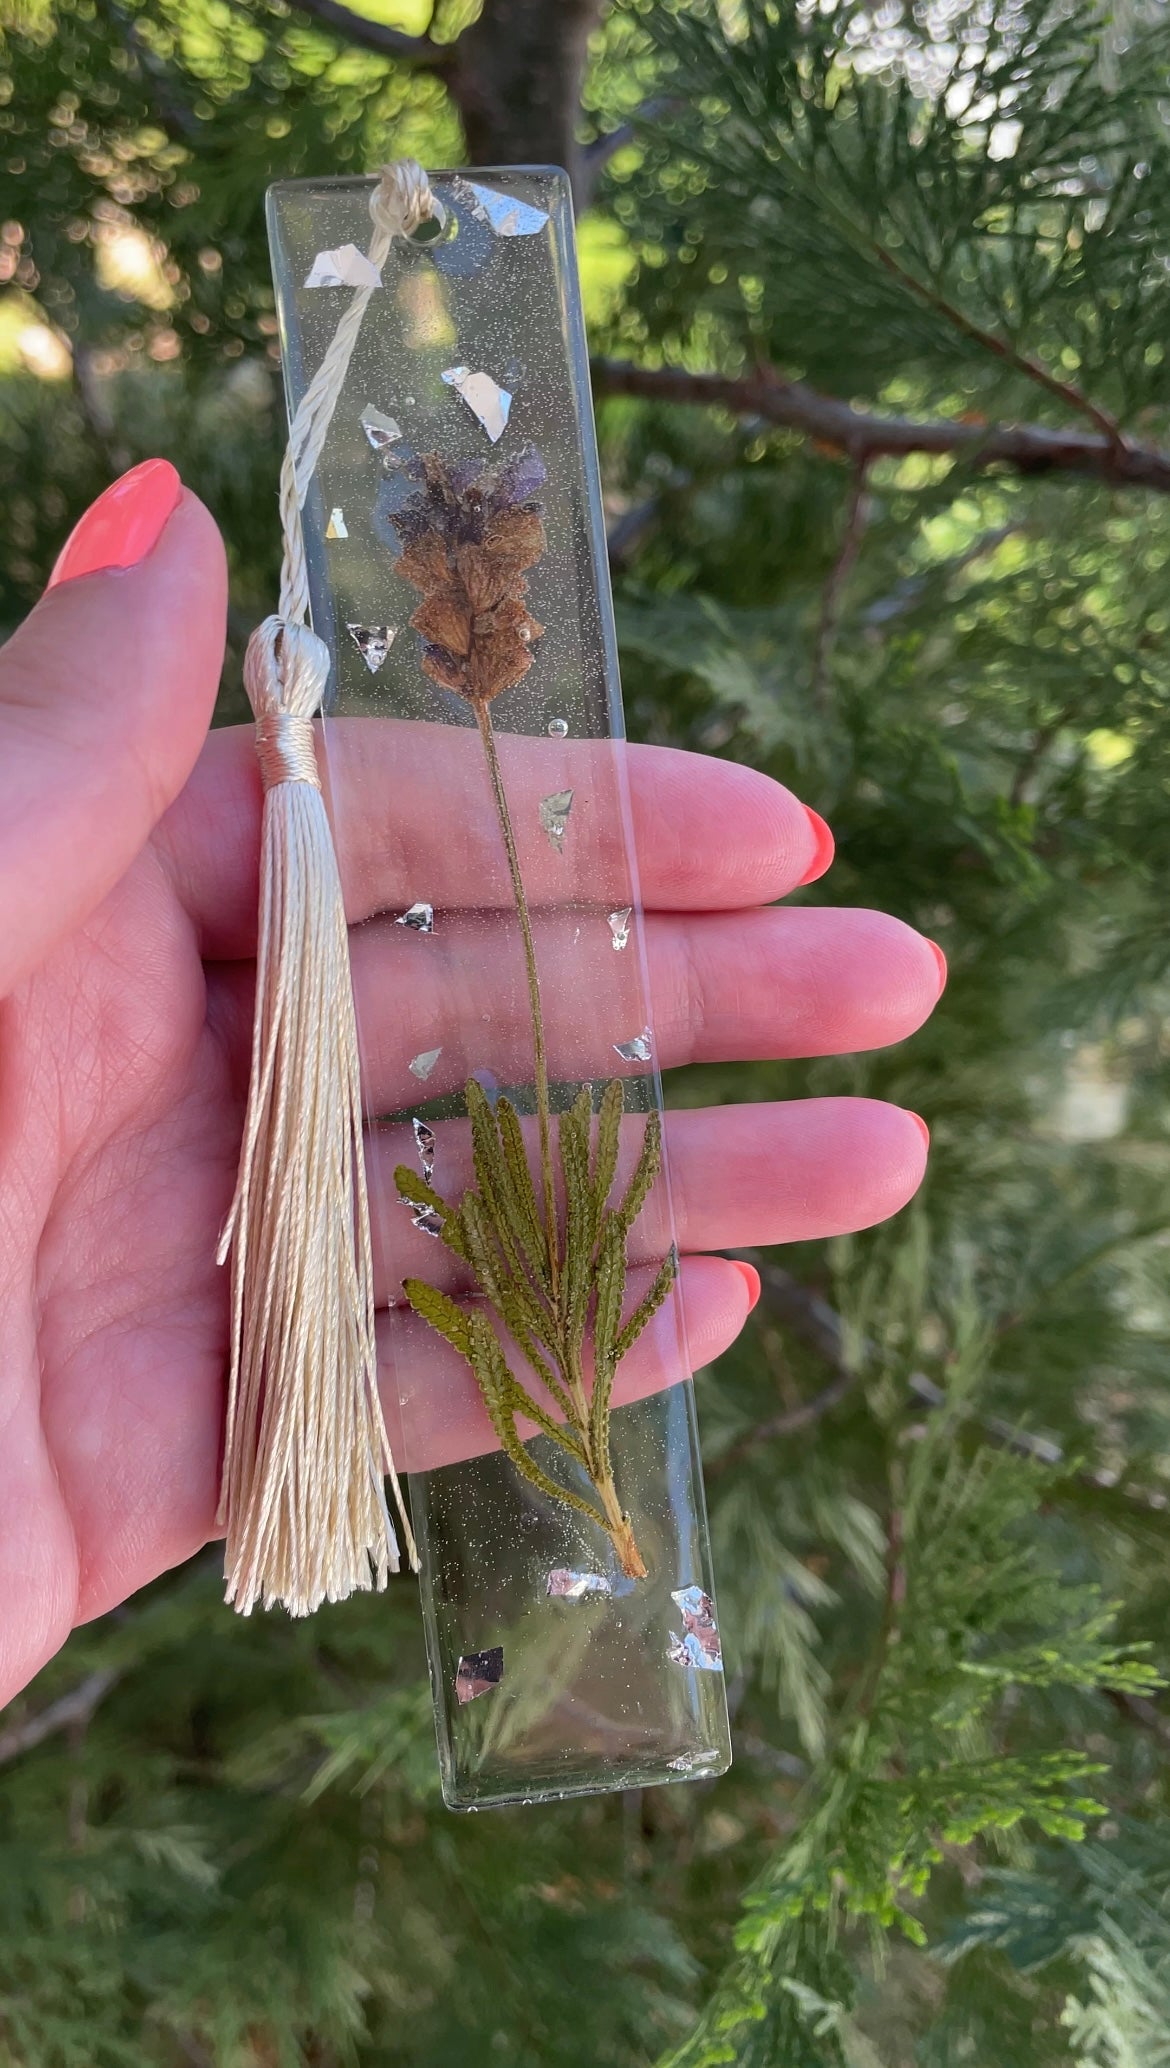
[217,162,434,1613]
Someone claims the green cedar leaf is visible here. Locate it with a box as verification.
[559,1086,597,1350]
[589,1212,628,1476]
[613,1243,679,1364]
[593,1077,625,1214]
[467,1315,605,1528]
[615,1109,662,1233]
[493,1093,551,1288]
[466,1078,551,1295]
[401,1276,473,1360]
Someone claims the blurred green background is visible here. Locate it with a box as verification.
[5,2,1170,2061]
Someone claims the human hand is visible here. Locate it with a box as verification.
[0,460,941,1703]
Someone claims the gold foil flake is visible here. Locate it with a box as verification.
[325,507,348,539]
[668,1587,723,1672]
[441,364,512,443]
[614,1028,652,1064]
[547,717,569,738]
[395,901,434,933]
[409,1047,442,1082]
[455,178,550,238]
[360,403,402,450]
[607,907,633,951]
[412,1117,436,1183]
[546,1568,612,1600]
[455,1646,504,1704]
[346,624,396,673]
[539,789,574,851]
[304,244,382,290]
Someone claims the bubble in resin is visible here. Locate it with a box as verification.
[547,717,569,738]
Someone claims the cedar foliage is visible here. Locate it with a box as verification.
[2,0,1170,2060]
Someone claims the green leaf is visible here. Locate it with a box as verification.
[493,1093,551,1288]
[589,1212,628,1476]
[394,1163,469,1261]
[466,1078,551,1296]
[614,1244,679,1365]
[466,1314,606,1529]
[559,1085,598,1351]
[401,1277,472,1361]
[593,1077,625,1214]
[615,1109,662,1233]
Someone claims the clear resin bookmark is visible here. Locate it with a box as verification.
[266,168,731,1809]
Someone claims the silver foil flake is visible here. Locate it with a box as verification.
[608,907,633,952]
[547,716,569,738]
[455,177,550,238]
[539,789,574,851]
[668,1586,723,1672]
[325,507,348,540]
[546,1568,612,1600]
[305,244,382,290]
[360,403,402,450]
[667,1748,722,1774]
[409,1046,442,1082]
[441,364,512,443]
[409,1205,443,1239]
[412,1117,436,1183]
[455,1646,504,1704]
[395,901,434,934]
[347,624,396,674]
[614,1028,652,1064]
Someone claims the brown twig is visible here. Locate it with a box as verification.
[707,1369,856,1479]
[287,0,449,64]
[871,241,1125,448]
[590,360,1170,496]
[724,1258,1170,1522]
[0,1668,120,1770]
[810,458,871,712]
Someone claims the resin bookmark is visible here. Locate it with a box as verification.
[266,168,731,1809]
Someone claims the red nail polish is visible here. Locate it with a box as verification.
[48,458,182,589]
[797,806,835,887]
[908,1113,930,1150]
[927,939,948,991]
[732,1260,762,1311]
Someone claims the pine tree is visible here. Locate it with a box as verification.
[2,1,1170,2061]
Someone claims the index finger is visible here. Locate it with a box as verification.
[158,717,828,957]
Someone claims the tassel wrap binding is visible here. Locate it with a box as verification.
[217,164,432,1614]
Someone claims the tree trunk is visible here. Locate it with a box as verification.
[447,0,607,207]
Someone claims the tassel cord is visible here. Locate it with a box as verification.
[217,163,432,1614]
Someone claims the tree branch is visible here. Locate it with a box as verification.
[0,1669,120,1769]
[590,360,1170,496]
[724,1258,1170,1521]
[871,240,1124,447]
[810,457,871,712]
[288,0,450,65]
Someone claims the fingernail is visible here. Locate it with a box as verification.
[908,1112,930,1150]
[797,806,835,887]
[732,1260,762,1311]
[927,939,948,992]
[48,458,182,589]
